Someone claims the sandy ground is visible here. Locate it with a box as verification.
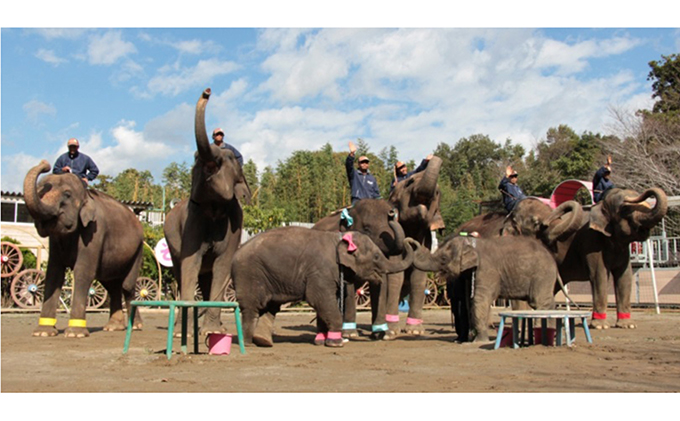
[2,307,680,393]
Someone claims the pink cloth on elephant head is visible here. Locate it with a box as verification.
[342,233,357,252]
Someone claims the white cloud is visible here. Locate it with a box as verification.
[23,100,56,123]
[144,58,240,97]
[1,153,48,193]
[35,48,68,66]
[31,28,88,40]
[87,31,137,65]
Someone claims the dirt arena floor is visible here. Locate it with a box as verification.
[2,307,680,393]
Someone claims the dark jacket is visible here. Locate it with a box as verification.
[498,176,526,213]
[215,142,244,167]
[390,159,429,193]
[53,151,99,182]
[346,154,381,203]
[592,166,614,203]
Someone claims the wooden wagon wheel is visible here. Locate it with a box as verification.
[135,276,159,301]
[355,281,371,308]
[224,278,237,302]
[424,277,438,307]
[87,281,108,309]
[10,269,45,309]
[1,242,24,279]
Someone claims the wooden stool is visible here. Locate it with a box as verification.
[494,310,593,350]
[122,300,246,359]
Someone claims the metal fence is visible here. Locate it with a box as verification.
[630,236,680,268]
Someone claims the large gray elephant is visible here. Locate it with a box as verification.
[552,188,667,329]
[312,199,404,338]
[164,88,251,336]
[23,161,144,338]
[408,235,571,342]
[231,227,414,347]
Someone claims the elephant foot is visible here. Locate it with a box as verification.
[64,327,90,338]
[252,334,274,347]
[383,329,400,341]
[102,319,130,332]
[325,338,344,347]
[342,329,359,339]
[615,320,637,329]
[403,323,425,336]
[32,326,58,337]
[589,319,610,330]
[199,323,227,337]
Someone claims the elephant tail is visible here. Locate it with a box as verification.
[556,273,579,310]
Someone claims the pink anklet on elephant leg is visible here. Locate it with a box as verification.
[617,312,631,319]
[327,331,342,340]
[406,317,423,325]
[315,332,327,341]
[592,312,607,320]
[386,314,399,323]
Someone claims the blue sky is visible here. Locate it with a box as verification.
[2,7,679,193]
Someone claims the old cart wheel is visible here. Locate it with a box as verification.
[135,277,159,301]
[11,269,45,309]
[1,242,24,279]
[355,281,371,308]
[424,277,438,307]
[224,278,237,302]
[87,281,108,309]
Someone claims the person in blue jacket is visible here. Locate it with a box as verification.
[212,128,244,167]
[346,141,381,205]
[498,165,526,213]
[592,155,614,203]
[390,154,434,193]
[53,138,99,185]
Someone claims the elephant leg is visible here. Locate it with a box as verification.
[241,307,259,347]
[33,262,66,337]
[315,314,330,346]
[588,259,611,330]
[342,282,359,339]
[306,284,344,347]
[376,271,402,340]
[102,281,126,331]
[470,286,494,342]
[253,305,279,347]
[404,269,427,336]
[65,261,98,338]
[199,247,237,336]
[613,263,636,329]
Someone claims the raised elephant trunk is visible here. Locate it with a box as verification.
[388,218,405,253]
[625,188,668,228]
[541,200,583,244]
[414,156,442,200]
[195,88,213,162]
[23,160,59,221]
[406,238,442,272]
[379,240,415,273]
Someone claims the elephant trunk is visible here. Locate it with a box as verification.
[379,240,414,273]
[406,238,442,272]
[414,156,442,200]
[23,160,59,221]
[195,88,214,162]
[388,218,405,253]
[542,200,583,244]
[626,188,668,228]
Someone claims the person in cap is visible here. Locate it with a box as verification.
[212,128,243,167]
[53,138,99,185]
[346,141,381,205]
[498,165,526,213]
[390,154,434,193]
[592,155,614,203]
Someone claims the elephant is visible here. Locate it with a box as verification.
[551,187,667,329]
[231,227,414,347]
[23,161,144,338]
[312,199,405,338]
[163,88,251,336]
[408,235,572,342]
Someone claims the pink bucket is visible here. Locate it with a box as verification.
[206,333,232,355]
[533,327,556,346]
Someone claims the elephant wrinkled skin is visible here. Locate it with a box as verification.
[23,161,144,337]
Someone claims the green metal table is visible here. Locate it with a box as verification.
[123,300,246,359]
[494,310,593,350]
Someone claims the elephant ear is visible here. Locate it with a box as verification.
[460,239,479,272]
[79,196,96,227]
[589,202,612,237]
[337,232,359,272]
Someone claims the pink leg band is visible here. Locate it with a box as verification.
[592,312,607,320]
[327,331,342,340]
[406,317,423,325]
[617,312,631,319]
[386,314,399,323]
[315,332,327,341]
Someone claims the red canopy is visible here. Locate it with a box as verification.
[548,179,593,209]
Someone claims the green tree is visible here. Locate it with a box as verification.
[647,53,680,116]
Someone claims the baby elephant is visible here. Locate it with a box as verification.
[408,235,570,342]
[232,226,414,347]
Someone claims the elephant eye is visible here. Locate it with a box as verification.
[63,191,71,199]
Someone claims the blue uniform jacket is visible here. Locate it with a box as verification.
[592,166,614,203]
[498,176,526,212]
[53,152,99,182]
[346,154,381,203]
[390,159,429,193]
[216,142,244,167]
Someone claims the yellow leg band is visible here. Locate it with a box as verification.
[39,317,57,326]
[68,319,87,328]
